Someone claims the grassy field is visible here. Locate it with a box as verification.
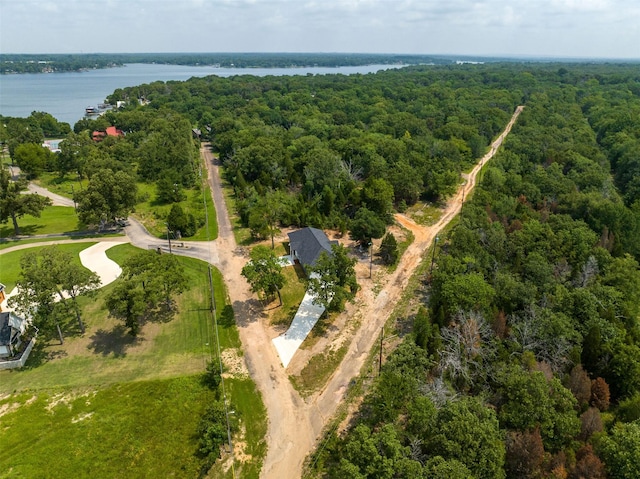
[207,378,268,479]
[269,264,307,329]
[34,172,218,241]
[33,172,88,199]
[0,235,123,251]
[0,242,95,291]
[0,206,86,238]
[0,377,216,478]
[133,182,218,241]
[0,244,265,478]
[405,201,443,226]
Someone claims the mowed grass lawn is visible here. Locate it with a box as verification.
[0,244,265,478]
[33,173,88,199]
[0,242,95,291]
[0,206,85,238]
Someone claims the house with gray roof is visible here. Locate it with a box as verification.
[0,311,27,359]
[287,227,338,274]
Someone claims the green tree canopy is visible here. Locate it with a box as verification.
[105,250,188,336]
[0,167,52,235]
[427,397,506,479]
[76,168,137,225]
[307,244,358,311]
[350,207,386,246]
[13,143,52,179]
[241,245,286,305]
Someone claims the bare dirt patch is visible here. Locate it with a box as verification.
[46,390,95,412]
[72,412,94,423]
[221,348,250,378]
[0,396,36,418]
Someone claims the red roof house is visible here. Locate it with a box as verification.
[92,126,124,142]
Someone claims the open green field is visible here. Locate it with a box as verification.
[0,377,216,478]
[0,244,265,478]
[0,205,85,238]
[133,182,218,241]
[0,242,95,291]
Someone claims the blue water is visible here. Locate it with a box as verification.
[0,63,400,126]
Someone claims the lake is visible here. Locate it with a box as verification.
[0,63,401,126]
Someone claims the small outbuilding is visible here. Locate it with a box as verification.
[287,227,338,274]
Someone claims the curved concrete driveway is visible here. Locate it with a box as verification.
[0,241,126,311]
[79,241,126,286]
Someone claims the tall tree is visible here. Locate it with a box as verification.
[379,232,399,265]
[75,168,137,226]
[307,244,358,311]
[8,246,98,342]
[105,250,188,336]
[598,421,640,479]
[57,131,93,179]
[350,207,386,246]
[0,168,52,235]
[13,143,52,179]
[427,397,506,479]
[56,261,101,334]
[241,245,286,305]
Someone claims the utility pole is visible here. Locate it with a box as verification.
[166,224,172,254]
[369,241,373,278]
[378,326,384,376]
[70,184,77,211]
[429,235,439,275]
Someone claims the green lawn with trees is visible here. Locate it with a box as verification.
[0,242,93,291]
[0,244,265,478]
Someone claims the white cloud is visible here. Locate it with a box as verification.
[0,0,638,57]
[551,0,610,12]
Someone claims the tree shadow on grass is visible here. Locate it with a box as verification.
[21,341,68,369]
[87,325,141,357]
[0,224,41,238]
[309,315,339,339]
[292,263,307,281]
[145,299,179,324]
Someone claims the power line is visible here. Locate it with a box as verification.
[202,145,236,478]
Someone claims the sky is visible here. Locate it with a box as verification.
[1,0,639,59]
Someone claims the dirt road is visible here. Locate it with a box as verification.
[200,105,524,479]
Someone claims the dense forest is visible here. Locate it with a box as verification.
[0,52,456,74]
[106,64,527,246]
[2,62,640,477]
[306,66,640,478]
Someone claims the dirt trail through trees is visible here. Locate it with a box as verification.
[202,105,524,479]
